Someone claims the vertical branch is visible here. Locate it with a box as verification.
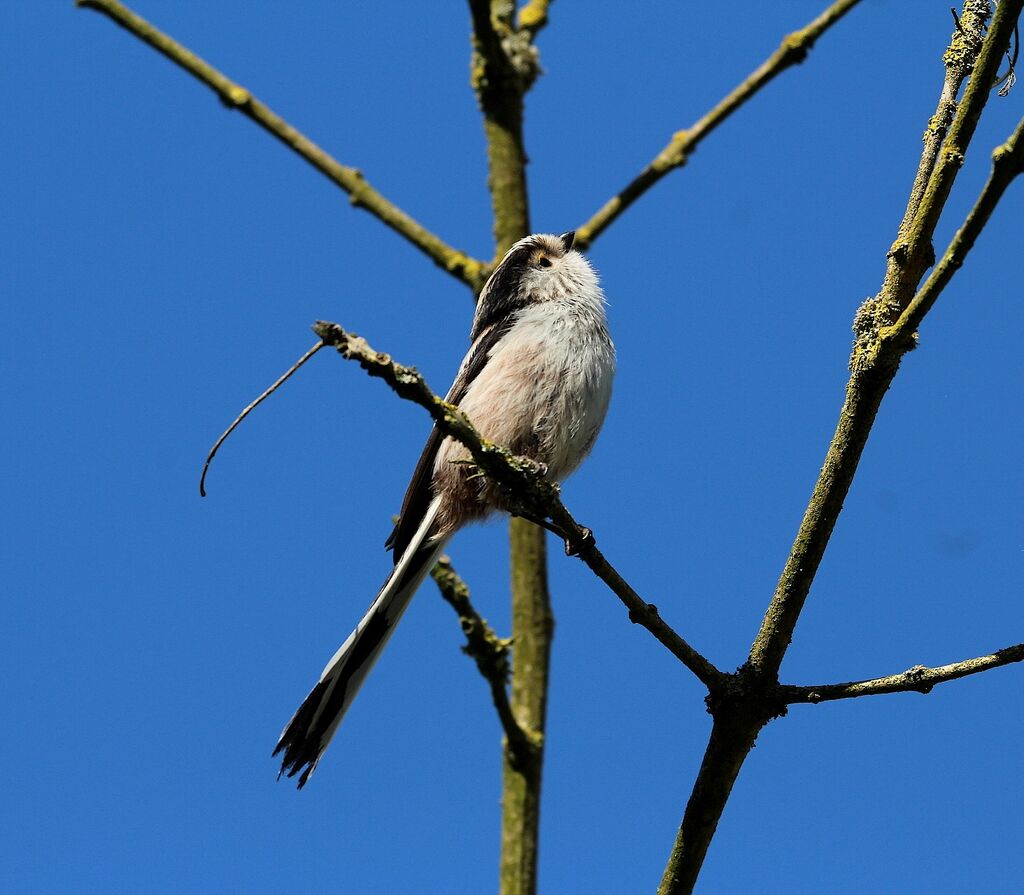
[469,1,536,255]
[484,107,531,254]
[501,521,551,895]
[468,4,547,894]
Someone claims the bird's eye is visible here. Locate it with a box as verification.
[537,256,553,269]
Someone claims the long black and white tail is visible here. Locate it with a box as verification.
[274,499,447,787]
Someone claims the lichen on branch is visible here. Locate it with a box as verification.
[431,556,539,763]
[311,319,722,687]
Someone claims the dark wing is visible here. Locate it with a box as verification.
[385,319,513,560]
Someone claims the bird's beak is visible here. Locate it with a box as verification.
[559,231,576,253]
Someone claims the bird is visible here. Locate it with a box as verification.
[274,231,616,787]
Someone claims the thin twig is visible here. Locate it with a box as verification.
[951,6,965,35]
[574,0,863,251]
[994,21,1019,95]
[430,557,537,763]
[76,0,488,291]
[544,505,724,688]
[882,114,1024,346]
[781,643,1024,703]
[199,341,323,497]
[892,2,987,263]
[867,0,1003,333]
[312,319,723,689]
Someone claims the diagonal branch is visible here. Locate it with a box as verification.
[541,504,724,688]
[431,556,538,764]
[76,0,488,291]
[574,0,863,251]
[882,113,1024,346]
[781,643,1024,703]
[748,0,1018,682]
[869,0,1013,331]
[889,2,987,264]
[659,6,1022,892]
[312,319,724,689]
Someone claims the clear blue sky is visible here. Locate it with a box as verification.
[4,2,1022,892]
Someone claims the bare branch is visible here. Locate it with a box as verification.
[882,113,1024,346]
[468,1,536,258]
[867,0,1008,333]
[431,557,538,763]
[658,714,762,895]
[544,504,725,689]
[465,6,546,890]
[76,0,488,291]
[892,1,989,256]
[575,0,863,251]
[199,341,324,497]
[781,643,1024,703]
[312,320,724,689]
[659,7,1023,891]
[748,0,1021,683]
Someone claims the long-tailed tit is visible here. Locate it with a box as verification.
[275,231,615,787]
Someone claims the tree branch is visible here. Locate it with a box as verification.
[76,0,488,291]
[468,1,537,260]
[748,0,1018,682]
[465,5,549,891]
[431,556,538,763]
[890,1,988,260]
[311,319,723,689]
[658,712,762,895]
[574,0,863,251]
[542,506,724,688]
[658,6,1023,892]
[866,0,1009,332]
[781,643,1024,703]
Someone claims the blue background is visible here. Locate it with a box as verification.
[4,2,1022,892]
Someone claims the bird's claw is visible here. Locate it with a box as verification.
[564,527,594,557]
